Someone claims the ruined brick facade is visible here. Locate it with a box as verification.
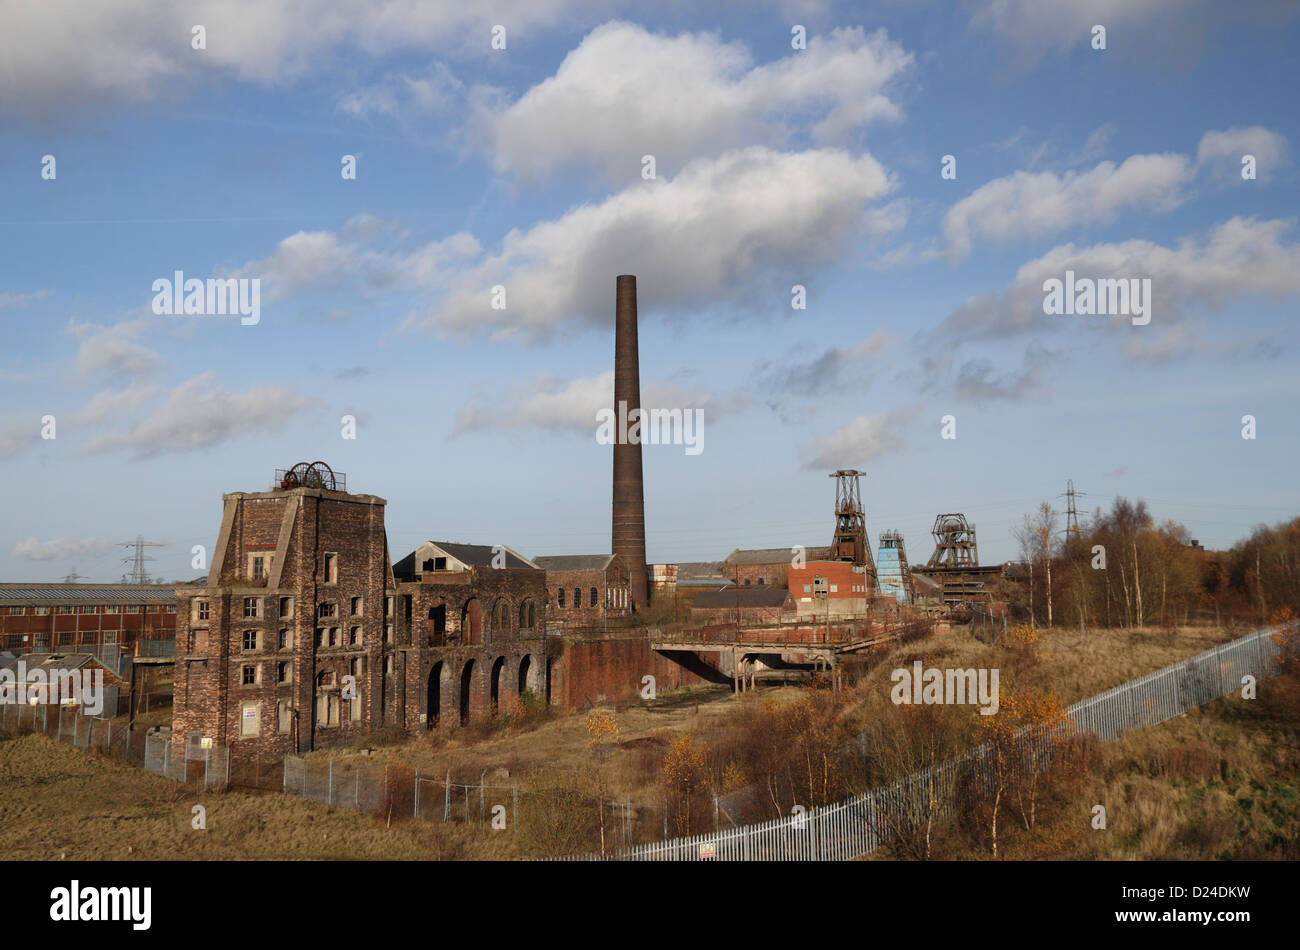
[533,555,631,629]
[171,480,711,762]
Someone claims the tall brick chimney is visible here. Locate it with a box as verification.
[612,274,650,609]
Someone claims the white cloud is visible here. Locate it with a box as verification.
[470,22,912,182]
[0,289,51,309]
[759,330,896,397]
[968,0,1299,66]
[339,61,464,120]
[72,382,162,426]
[943,153,1191,259]
[932,216,1300,345]
[68,319,162,378]
[235,215,481,300]
[802,407,918,470]
[1196,126,1288,182]
[12,537,117,562]
[454,370,750,435]
[85,371,316,458]
[0,0,607,117]
[418,146,896,340]
[1070,123,1116,166]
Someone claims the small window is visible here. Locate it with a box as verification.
[79,606,96,614]
[744,578,751,587]
[243,597,259,619]
[103,632,117,645]
[422,558,435,572]
[242,630,258,651]
[35,607,49,616]
[350,656,364,677]
[315,628,325,648]
[318,602,337,619]
[277,660,292,684]
[278,628,292,650]
[104,605,120,614]
[59,606,74,615]
[252,555,266,580]
[349,626,360,646]
[242,665,258,686]
[350,596,362,616]
[803,584,812,594]
[147,605,160,613]
[329,628,338,647]
[7,607,25,616]
[59,632,74,645]
[279,596,294,618]
[323,553,338,583]
[589,587,598,607]
[196,600,211,621]
[558,588,566,608]
[167,605,177,613]
[434,557,447,571]
[35,634,49,648]
[757,578,765,586]
[573,588,581,609]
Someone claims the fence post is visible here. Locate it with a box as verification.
[414,768,420,819]
[444,772,451,822]
[328,757,333,807]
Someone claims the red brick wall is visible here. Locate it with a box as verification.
[553,637,722,708]
[726,561,791,589]
[543,561,631,628]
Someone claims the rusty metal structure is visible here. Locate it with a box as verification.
[612,275,650,610]
[275,461,345,492]
[828,470,876,581]
[925,513,979,569]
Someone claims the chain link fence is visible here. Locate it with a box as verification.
[551,624,1287,860]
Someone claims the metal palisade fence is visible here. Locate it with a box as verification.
[549,625,1287,861]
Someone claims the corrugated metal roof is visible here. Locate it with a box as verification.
[0,584,177,602]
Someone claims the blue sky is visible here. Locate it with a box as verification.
[1,0,1298,582]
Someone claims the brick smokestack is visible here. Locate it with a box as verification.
[613,274,650,609]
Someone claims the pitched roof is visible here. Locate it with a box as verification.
[692,588,792,609]
[723,546,831,565]
[393,542,538,579]
[532,555,615,572]
[675,561,726,577]
[0,583,177,603]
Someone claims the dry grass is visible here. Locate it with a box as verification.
[1,621,1275,860]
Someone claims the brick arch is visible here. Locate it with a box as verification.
[517,654,535,697]
[458,658,476,724]
[489,655,507,711]
[427,660,449,729]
